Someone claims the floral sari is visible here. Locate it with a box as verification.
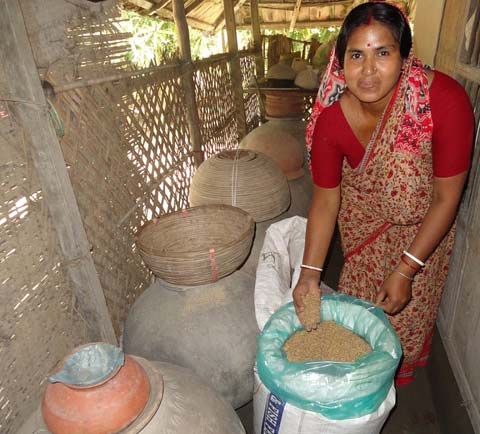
[306,49,455,384]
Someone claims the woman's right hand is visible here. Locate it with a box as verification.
[293,184,340,330]
[293,273,321,331]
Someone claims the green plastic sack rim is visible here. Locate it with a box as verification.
[256,293,402,419]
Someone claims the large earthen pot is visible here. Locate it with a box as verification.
[18,358,246,434]
[240,123,305,180]
[266,118,307,148]
[240,173,313,277]
[264,90,304,119]
[123,270,258,409]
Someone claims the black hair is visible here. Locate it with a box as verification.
[336,2,412,68]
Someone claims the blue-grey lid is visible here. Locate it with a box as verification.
[48,343,125,387]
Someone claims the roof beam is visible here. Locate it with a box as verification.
[128,0,213,31]
[128,0,155,10]
[185,0,205,14]
[153,7,215,31]
[237,18,343,29]
[289,0,302,31]
[148,0,172,15]
[259,0,351,8]
[213,0,248,32]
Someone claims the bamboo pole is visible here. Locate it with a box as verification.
[0,0,116,343]
[223,0,247,140]
[148,0,171,15]
[250,0,265,78]
[237,19,343,30]
[289,0,303,31]
[53,63,180,93]
[258,0,351,7]
[172,0,204,167]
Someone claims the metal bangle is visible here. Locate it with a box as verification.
[300,264,323,272]
[402,250,425,267]
[394,270,414,281]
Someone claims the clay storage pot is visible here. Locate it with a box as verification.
[20,357,246,434]
[240,173,313,277]
[266,118,307,148]
[264,90,305,119]
[239,122,305,180]
[123,270,258,409]
[266,61,296,88]
[41,343,150,434]
[136,204,254,286]
[189,150,290,222]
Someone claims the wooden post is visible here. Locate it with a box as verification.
[172,0,204,167]
[223,0,248,139]
[250,0,265,78]
[0,0,116,343]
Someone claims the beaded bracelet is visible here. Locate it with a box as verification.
[402,250,425,267]
[300,264,323,272]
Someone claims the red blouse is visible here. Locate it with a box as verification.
[310,71,474,188]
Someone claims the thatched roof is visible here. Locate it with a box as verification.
[121,0,413,34]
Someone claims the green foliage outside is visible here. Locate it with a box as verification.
[119,10,253,66]
[267,27,338,44]
[119,10,337,68]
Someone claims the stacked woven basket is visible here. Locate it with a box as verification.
[136,205,254,286]
[189,149,290,222]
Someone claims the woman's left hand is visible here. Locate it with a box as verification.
[375,271,412,315]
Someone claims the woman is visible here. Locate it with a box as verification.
[293,2,474,385]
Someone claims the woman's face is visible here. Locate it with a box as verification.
[343,20,404,106]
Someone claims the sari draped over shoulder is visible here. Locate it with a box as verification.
[306,49,455,384]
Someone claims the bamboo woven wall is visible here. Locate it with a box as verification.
[0,67,89,433]
[1,5,259,431]
[195,57,239,158]
[241,54,262,132]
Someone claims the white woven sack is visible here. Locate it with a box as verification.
[254,216,332,331]
[253,371,395,434]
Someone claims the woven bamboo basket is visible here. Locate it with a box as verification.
[136,205,255,286]
[189,150,291,222]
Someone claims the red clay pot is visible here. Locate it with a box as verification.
[42,354,150,434]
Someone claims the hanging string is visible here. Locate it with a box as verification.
[231,148,241,207]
